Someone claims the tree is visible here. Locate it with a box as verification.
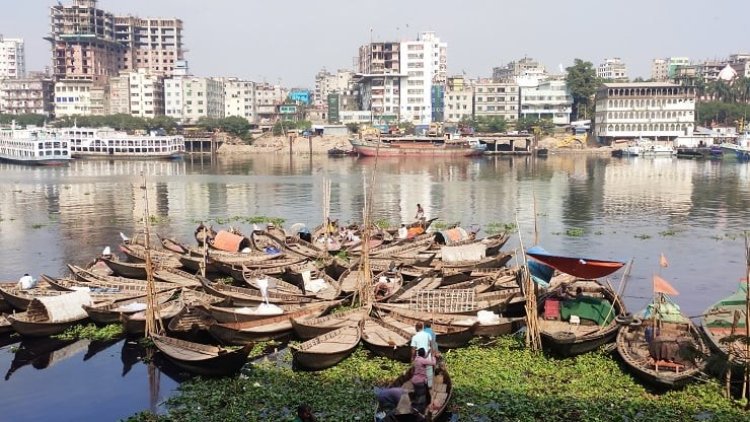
[0,113,47,127]
[566,59,601,120]
[398,121,415,135]
[474,116,507,133]
[515,116,555,134]
[220,116,251,137]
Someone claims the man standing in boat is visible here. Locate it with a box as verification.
[415,204,425,223]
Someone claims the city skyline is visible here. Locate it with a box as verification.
[1,0,748,86]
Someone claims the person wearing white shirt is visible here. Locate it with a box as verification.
[397,224,408,240]
[17,273,37,290]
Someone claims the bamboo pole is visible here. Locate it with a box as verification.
[745,234,750,408]
[515,213,541,352]
[141,173,163,338]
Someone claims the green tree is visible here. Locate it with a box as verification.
[474,116,507,133]
[566,59,601,120]
[220,116,252,137]
[515,116,555,134]
[398,121,415,135]
[0,114,47,127]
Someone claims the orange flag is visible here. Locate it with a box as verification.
[659,253,669,268]
[653,274,679,296]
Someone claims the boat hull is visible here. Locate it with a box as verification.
[350,139,485,157]
[293,348,357,371]
[7,315,84,337]
[0,156,70,166]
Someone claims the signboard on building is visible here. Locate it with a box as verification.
[327,94,339,123]
[279,105,297,114]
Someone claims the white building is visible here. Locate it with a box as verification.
[128,69,164,117]
[492,57,546,84]
[520,79,572,125]
[651,57,690,81]
[399,31,447,125]
[473,80,519,123]
[221,78,255,122]
[314,68,353,106]
[597,58,628,81]
[594,82,695,142]
[0,36,25,79]
[54,80,95,116]
[164,76,224,123]
[108,74,131,114]
[443,76,473,123]
[356,40,404,123]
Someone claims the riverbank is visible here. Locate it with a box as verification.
[128,337,748,421]
[217,134,613,156]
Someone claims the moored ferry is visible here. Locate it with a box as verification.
[0,125,71,166]
[60,127,185,159]
[349,134,486,157]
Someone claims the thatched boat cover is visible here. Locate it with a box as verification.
[441,243,486,263]
[212,231,249,252]
[28,290,92,322]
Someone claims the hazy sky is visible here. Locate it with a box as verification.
[2,0,748,87]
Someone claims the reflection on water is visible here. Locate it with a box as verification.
[1,154,750,418]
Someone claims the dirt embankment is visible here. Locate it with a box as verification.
[218,134,352,155]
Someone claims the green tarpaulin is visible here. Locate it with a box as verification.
[560,297,615,326]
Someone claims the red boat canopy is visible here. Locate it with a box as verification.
[526,246,625,279]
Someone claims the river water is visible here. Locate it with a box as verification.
[0,153,749,420]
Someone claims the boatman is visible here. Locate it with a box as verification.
[410,321,431,361]
[415,204,425,222]
[397,224,408,240]
[17,273,37,290]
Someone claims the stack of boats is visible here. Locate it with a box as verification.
[2,219,749,395]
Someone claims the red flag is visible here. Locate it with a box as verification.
[653,274,679,296]
[659,253,669,268]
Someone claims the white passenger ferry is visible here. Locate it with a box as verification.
[0,124,71,166]
[60,127,185,159]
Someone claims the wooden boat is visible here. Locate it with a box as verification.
[42,274,175,295]
[167,305,217,338]
[361,317,412,362]
[526,246,626,279]
[101,256,149,279]
[152,334,251,376]
[375,364,452,421]
[432,232,510,257]
[701,282,750,365]
[367,234,434,258]
[178,254,221,274]
[375,307,476,349]
[209,303,332,345]
[375,302,521,338]
[538,279,625,356]
[82,290,176,324]
[0,285,69,311]
[119,243,182,268]
[391,274,443,303]
[0,314,11,334]
[7,290,93,337]
[121,299,186,336]
[68,265,183,289]
[291,307,365,339]
[210,300,340,324]
[373,271,404,302]
[223,257,308,282]
[245,273,305,295]
[433,251,513,271]
[101,257,202,288]
[440,266,517,286]
[198,277,313,306]
[617,296,708,388]
[338,267,375,295]
[292,324,361,370]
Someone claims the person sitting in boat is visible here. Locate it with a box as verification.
[415,204,425,222]
[17,273,37,290]
[374,386,406,410]
[293,403,316,422]
[411,347,436,414]
[398,224,408,240]
[374,276,391,299]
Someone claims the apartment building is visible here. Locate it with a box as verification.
[127,69,164,117]
[221,78,255,123]
[48,0,184,82]
[164,76,224,123]
[356,41,403,123]
[594,82,695,142]
[399,31,447,125]
[108,73,131,114]
[492,57,546,83]
[473,79,519,123]
[651,57,689,82]
[520,79,572,125]
[0,36,25,79]
[443,76,473,123]
[314,68,353,106]
[54,79,96,116]
[597,58,628,81]
[0,76,54,116]
[254,82,287,125]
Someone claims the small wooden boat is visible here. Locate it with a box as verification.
[338,267,375,295]
[119,243,182,268]
[373,271,404,302]
[167,305,217,339]
[42,274,175,295]
[7,290,93,337]
[0,314,12,334]
[618,296,708,388]
[526,246,626,279]
[121,299,186,336]
[245,273,304,295]
[291,307,365,339]
[67,265,182,289]
[223,257,308,282]
[198,277,313,306]
[292,324,361,370]
[0,285,69,311]
[375,364,452,421]
[538,279,625,356]
[209,303,332,345]
[361,317,412,362]
[391,274,443,303]
[433,251,513,271]
[101,256,149,279]
[701,282,749,365]
[152,334,251,376]
[440,266,517,287]
[82,290,176,324]
[376,307,476,349]
[210,300,340,324]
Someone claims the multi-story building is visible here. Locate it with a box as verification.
[221,78,255,122]
[399,31,447,125]
[48,0,184,82]
[520,79,573,125]
[492,57,546,83]
[473,79,519,123]
[0,76,54,116]
[597,58,628,81]
[127,69,164,117]
[288,89,311,105]
[0,36,25,79]
[729,53,750,78]
[54,79,96,116]
[443,76,473,123]
[108,73,131,114]
[114,16,184,76]
[314,68,353,106]
[651,57,689,82]
[356,40,404,123]
[163,76,223,123]
[594,82,695,142]
[254,82,287,125]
